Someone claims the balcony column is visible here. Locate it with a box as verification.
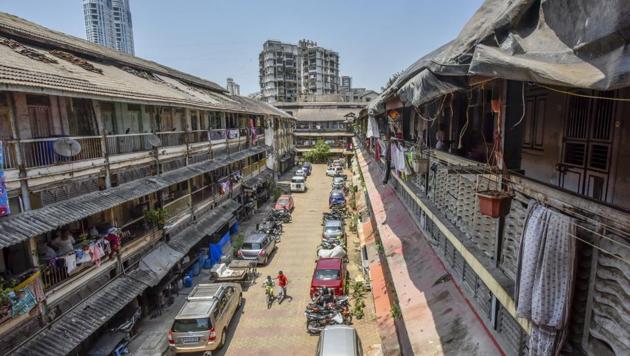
[184,108,192,166]
[7,93,30,211]
[92,100,112,189]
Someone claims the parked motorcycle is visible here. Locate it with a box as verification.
[305,311,345,334]
[268,209,292,223]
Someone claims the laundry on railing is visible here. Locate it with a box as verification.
[515,201,576,356]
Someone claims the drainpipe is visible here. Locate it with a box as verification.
[7,93,30,210]
[184,108,191,166]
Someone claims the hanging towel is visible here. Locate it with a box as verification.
[367,114,380,138]
[515,200,576,356]
[65,253,77,274]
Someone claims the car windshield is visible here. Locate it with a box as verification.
[292,178,304,183]
[172,318,211,332]
[242,242,262,250]
[278,198,289,205]
[315,269,340,281]
[325,226,341,233]
[331,193,344,199]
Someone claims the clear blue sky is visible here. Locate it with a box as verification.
[1,0,483,95]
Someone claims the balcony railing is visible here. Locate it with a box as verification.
[15,136,104,168]
[1,128,263,176]
[106,133,153,155]
[294,127,350,132]
[1,141,18,169]
[359,140,630,355]
[157,131,186,147]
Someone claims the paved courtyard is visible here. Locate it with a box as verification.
[130,164,381,356]
[218,164,380,355]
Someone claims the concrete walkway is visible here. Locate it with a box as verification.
[356,148,503,356]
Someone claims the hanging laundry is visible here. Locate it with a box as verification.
[65,253,77,274]
[390,143,399,172]
[367,114,380,138]
[374,139,381,161]
[515,201,576,356]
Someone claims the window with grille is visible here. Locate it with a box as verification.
[522,96,546,150]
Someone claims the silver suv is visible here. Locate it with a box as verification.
[169,283,242,354]
[236,233,276,265]
[316,325,363,356]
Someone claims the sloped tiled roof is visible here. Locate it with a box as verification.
[0,12,293,119]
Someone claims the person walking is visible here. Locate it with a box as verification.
[276,271,293,304]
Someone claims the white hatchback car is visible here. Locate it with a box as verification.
[326,167,337,176]
[296,168,307,177]
[290,176,306,192]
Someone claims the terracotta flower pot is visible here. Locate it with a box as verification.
[477,190,512,218]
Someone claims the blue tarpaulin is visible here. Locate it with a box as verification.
[208,231,231,267]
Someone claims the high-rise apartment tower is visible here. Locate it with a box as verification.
[259,39,339,103]
[83,0,135,55]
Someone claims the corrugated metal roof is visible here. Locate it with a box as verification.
[12,272,149,356]
[9,198,241,355]
[168,199,239,254]
[137,243,184,287]
[243,169,274,188]
[0,146,265,248]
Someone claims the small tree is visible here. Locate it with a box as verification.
[304,140,331,163]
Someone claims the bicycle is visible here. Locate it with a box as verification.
[264,283,275,309]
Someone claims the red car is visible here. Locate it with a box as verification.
[310,257,346,298]
[274,194,294,212]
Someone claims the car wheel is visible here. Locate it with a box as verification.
[218,328,227,348]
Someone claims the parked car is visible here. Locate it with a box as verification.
[326,166,337,177]
[323,220,345,240]
[332,176,346,185]
[310,258,347,298]
[303,162,312,176]
[236,233,275,265]
[275,194,294,212]
[331,182,346,192]
[169,283,242,354]
[316,325,363,356]
[296,168,307,179]
[290,176,307,192]
[329,190,346,207]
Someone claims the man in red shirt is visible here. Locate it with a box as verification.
[276,271,292,303]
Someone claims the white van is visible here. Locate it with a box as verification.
[290,176,306,192]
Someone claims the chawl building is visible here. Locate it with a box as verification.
[0,12,293,355]
[355,1,629,355]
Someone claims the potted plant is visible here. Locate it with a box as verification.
[0,278,14,322]
[144,208,168,229]
[477,189,512,218]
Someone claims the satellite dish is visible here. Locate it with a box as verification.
[53,138,82,157]
[148,134,162,147]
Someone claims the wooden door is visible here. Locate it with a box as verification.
[558,92,616,202]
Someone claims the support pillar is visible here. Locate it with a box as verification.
[92,100,112,189]
[8,93,31,211]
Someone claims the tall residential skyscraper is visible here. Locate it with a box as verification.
[341,76,352,91]
[83,0,134,55]
[259,39,339,103]
[226,78,240,96]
